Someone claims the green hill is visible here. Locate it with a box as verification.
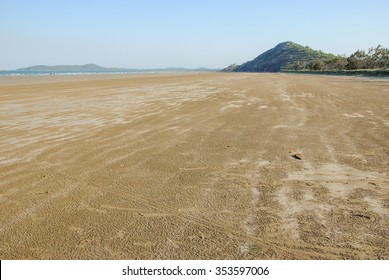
[223,41,339,72]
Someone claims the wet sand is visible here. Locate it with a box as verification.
[0,73,388,259]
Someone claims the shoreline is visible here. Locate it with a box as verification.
[282,69,389,77]
[2,71,388,86]
[0,72,216,86]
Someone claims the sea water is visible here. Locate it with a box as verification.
[0,70,153,76]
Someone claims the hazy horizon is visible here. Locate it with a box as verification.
[5,63,222,71]
[1,0,389,70]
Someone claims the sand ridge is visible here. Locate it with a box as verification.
[0,73,388,259]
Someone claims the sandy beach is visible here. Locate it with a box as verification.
[0,73,388,259]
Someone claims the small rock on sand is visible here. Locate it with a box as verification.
[293,153,302,160]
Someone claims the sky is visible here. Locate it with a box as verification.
[1,0,389,70]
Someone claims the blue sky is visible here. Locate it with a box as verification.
[1,0,389,69]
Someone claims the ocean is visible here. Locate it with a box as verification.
[0,70,164,76]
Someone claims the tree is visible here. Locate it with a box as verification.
[372,45,389,68]
[312,60,323,70]
[346,49,368,69]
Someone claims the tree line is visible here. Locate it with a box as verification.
[308,45,389,71]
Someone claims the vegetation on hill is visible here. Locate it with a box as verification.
[222,41,389,73]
